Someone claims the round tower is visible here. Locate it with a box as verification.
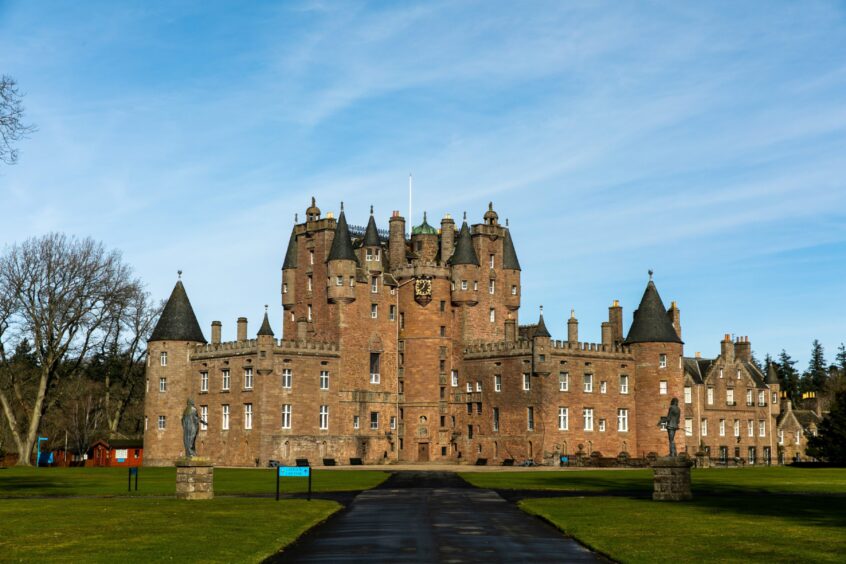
[411,212,439,263]
[449,214,479,307]
[326,204,358,304]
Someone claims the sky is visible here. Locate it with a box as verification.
[0,1,844,368]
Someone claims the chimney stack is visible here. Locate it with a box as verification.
[211,321,222,344]
[389,211,406,271]
[440,213,455,266]
[734,335,752,363]
[721,333,734,363]
[667,300,681,339]
[608,300,623,345]
[601,322,612,347]
[567,309,579,343]
[237,317,248,341]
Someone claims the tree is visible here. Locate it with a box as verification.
[777,349,800,402]
[836,343,846,374]
[806,390,846,465]
[0,75,35,165]
[0,234,140,465]
[803,340,828,394]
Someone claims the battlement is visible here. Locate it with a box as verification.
[393,262,450,279]
[192,338,340,359]
[463,338,632,359]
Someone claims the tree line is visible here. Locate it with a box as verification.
[0,234,159,465]
[766,341,846,404]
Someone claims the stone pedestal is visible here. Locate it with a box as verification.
[695,452,711,469]
[651,457,693,501]
[176,458,214,500]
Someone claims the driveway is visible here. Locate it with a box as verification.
[274,471,603,563]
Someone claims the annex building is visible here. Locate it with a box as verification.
[143,199,804,467]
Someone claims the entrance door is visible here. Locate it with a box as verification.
[417,443,429,462]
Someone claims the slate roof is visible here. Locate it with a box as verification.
[534,311,551,338]
[257,311,275,337]
[282,227,298,270]
[150,280,207,343]
[766,362,780,385]
[502,229,521,271]
[683,357,710,385]
[449,221,479,266]
[794,410,822,428]
[624,279,684,344]
[327,209,359,263]
[362,209,381,247]
[744,362,767,387]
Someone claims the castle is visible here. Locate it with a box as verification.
[143,199,800,466]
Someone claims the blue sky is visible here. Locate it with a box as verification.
[1,1,844,367]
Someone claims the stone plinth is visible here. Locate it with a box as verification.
[695,452,710,469]
[176,458,214,500]
[652,457,693,501]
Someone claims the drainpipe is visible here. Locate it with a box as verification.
[395,277,413,463]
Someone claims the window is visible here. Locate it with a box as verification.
[583,408,594,431]
[370,353,381,384]
[600,381,607,394]
[620,375,628,394]
[684,386,692,404]
[559,372,569,391]
[452,370,459,387]
[719,419,726,437]
[389,305,396,321]
[160,351,168,366]
[200,406,208,431]
[371,277,379,293]
[759,420,766,437]
[282,405,292,429]
[466,382,473,393]
[795,432,801,445]
[468,424,474,439]
[747,420,753,437]
[488,280,495,294]
[370,304,378,319]
[707,386,714,405]
[701,418,708,436]
[489,254,495,268]
[746,389,753,406]
[659,354,667,368]
[737,369,742,380]
[365,249,373,261]
[489,308,495,323]
[157,415,166,430]
[320,370,329,390]
[282,368,292,389]
[758,390,766,406]
[685,418,693,436]
[283,282,289,293]
[200,371,208,392]
[719,368,724,379]
[350,277,355,287]
[494,375,502,392]
[733,419,740,437]
[659,380,668,395]
[473,281,478,291]
[307,275,313,292]
[523,373,531,391]
[244,367,253,390]
[527,407,535,430]
[307,305,312,321]
[159,377,167,392]
[336,275,343,286]
[353,415,359,430]
[440,300,446,312]
[778,430,784,445]
[493,407,500,432]
[476,402,482,415]
[476,381,482,392]
[461,280,468,290]
[390,416,396,430]
[319,405,329,430]
[244,404,253,430]
[511,285,517,295]
[726,388,734,405]
[772,391,778,404]
[399,313,405,329]
[222,405,230,430]
[583,374,593,393]
[617,409,628,432]
[599,419,606,432]
[222,369,230,391]
[309,250,314,265]
[374,248,381,261]
[559,407,569,430]
[370,412,379,430]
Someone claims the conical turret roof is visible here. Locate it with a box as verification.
[624,275,684,345]
[535,309,551,338]
[363,207,381,247]
[502,229,521,270]
[327,207,359,263]
[449,220,479,266]
[766,362,780,385]
[257,310,275,337]
[150,279,207,343]
[282,226,298,270]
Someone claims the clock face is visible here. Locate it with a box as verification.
[415,278,432,297]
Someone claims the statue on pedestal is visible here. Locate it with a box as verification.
[658,397,681,457]
[182,399,206,459]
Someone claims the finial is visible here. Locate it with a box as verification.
[295,213,298,222]
[340,201,344,212]
[264,304,268,313]
[570,308,575,319]
[506,218,509,227]
[177,270,182,280]
[463,211,467,221]
[540,304,544,316]
[423,211,427,222]
[370,204,374,215]
[648,269,654,281]
[488,201,493,211]
[311,196,316,206]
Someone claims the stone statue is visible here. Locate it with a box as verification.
[662,397,681,457]
[182,399,206,458]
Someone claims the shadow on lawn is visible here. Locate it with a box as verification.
[0,476,65,494]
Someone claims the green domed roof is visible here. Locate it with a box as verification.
[412,212,438,236]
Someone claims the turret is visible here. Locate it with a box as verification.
[767,361,781,417]
[532,306,551,376]
[256,306,275,372]
[440,214,455,266]
[282,222,298,309]
[388,211,406,270]
[411,211,439,263]
[362,206,383,273]
[326,203,358,304]
[449,214,479,306]
[502,222,521,311]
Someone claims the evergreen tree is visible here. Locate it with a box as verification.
[777,349,800,402]
[750,351,763,372]
[806,390,846,465]
[804,340,828,393]
[836,343,846,374]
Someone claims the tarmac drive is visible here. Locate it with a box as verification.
[273,471,603,563]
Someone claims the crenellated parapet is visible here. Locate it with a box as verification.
[393,262,450,281]
[193,338,340,360]
[463,337,632,360]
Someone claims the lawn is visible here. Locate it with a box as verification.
[460,466,846,495]
[0,466,389,497]
[0,497,339,563]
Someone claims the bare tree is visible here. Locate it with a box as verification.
[0,234,139,465]
[59,376,104,457]
[0,75,35,165]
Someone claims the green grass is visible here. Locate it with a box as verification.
[521,494,846,563]
[460,466,846,495]
[0,497,339,563]
[0,466,389,497]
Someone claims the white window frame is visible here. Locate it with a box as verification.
[600,381,607,394]
[371,304,378,318]
[727,388,734,405]
[320,370,329,390]
[200,406,207,431]
[244,367,253,390]
[778,429,784,445]
[560,372,569,392]
[160,351,168,366]
[583,374,593,393]
[282,405,292,429]
[157,415,166,430]
[335,276,343,286]
[159,377,167,392]
[659,354,667,368]
[319,405,329,430]
[583,408,594,431]
[244,403,253,430]
[511,285,517,295]
[617,408,628,432]
[452,370,459,387]
[684,386,692,404]
[659,380,668,395]
[599,419,606,432]
[466,382,473,393]
[759,420,766,438]
[476,381,482,392]
[527,407,534,431]
[558,407,569,430]
[489,254,495,268]
[371,277,379,293]
[370,412,379,430]
[461,280,468,291]
[390,416,396,430]
[493,407,500,432]
[707,386,714,405]
[748,419,754,438]
[758,390,766,406]
[222,369,230,391]
[619,375,628,394]
[733,419,740,437]
[489,280,495,294]
[282,368,292,389]
[353,415,359,430]
[701,418,708,436]
[719,419,726,437]
[523,373,531,391]
[746,389,753,406]
[494,374,501,392]
[307,305,313,321]
[489,308,495,323]
[222,405,230,430]
[200,371,208,392]
[685,418,693,437]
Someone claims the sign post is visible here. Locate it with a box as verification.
[128,467,139,492]
[276,466,312,501]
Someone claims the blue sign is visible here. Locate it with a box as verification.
[560,456,569,463]
[279,466,310,477]
[129,467,138,476]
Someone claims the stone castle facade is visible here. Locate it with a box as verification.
[143,199,799,467]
